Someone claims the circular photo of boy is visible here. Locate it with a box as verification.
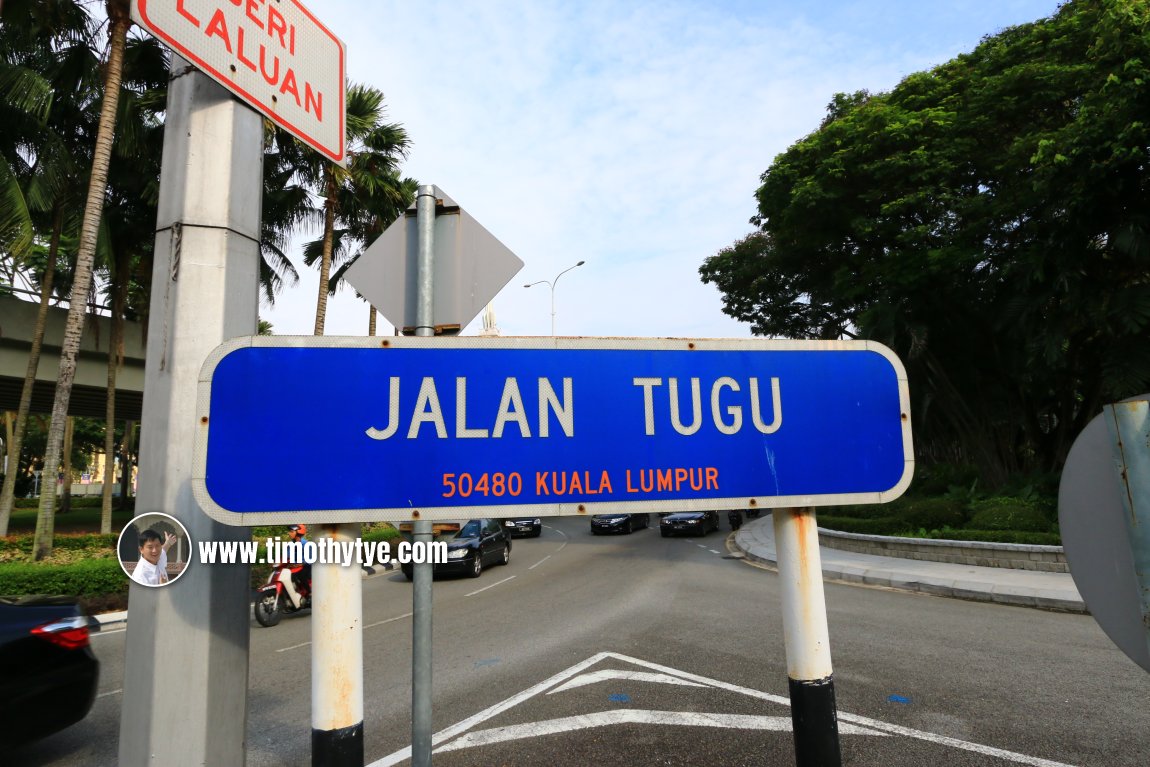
[117,513,192,587]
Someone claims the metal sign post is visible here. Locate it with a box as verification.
[412,185,439,767]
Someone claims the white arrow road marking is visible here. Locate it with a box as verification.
[548,669,708,694]
[435,710,886,752]
[369,651,1080,767]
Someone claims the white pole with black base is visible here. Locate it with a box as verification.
[311,522,365,765]
[773,507,842,767]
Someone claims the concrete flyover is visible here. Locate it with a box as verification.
[0,293,145,420]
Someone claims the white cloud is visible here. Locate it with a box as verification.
[262,0,1063,338]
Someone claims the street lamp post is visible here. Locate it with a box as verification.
[525,260,585,335]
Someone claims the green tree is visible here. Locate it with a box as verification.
[700,0,1150,485]
[96,32,166,531]
[32,0,134,559]
[0,0,99,535]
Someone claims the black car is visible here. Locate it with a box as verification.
[590,513,650,535]
[402,518,512,580]
[0,596,99,747]
[503,517,542,538]
[659,510,720,537]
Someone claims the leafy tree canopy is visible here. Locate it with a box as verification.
[700,0,1150,484]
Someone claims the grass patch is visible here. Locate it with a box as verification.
[6,505,135,534]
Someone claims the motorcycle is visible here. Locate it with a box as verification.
[253,562,311,627]
[728,509,743,531]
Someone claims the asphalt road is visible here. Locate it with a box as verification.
[13,516,1150,766]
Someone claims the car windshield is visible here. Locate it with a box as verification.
[448,520,483,539]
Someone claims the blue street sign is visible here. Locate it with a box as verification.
[193,337,913,524]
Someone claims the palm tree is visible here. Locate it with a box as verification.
[32,0,133,559]
[303,82,414,335]
[323,169,418,332]
[0,0,99,536]
[257,123,310,310]
[96,32,166,532]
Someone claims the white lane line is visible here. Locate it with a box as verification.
[97,688,122,698]
[465,576,515,597]
[91,627,126,637]
[601,653,1077,767]
[546,524,570,553]
[277,612,413,653]
[835,714,1077,767]
[529,555,552,570]
[366,612,413,629]
[435,710,887,752]
[369,652,612,767]
[371,651,1080,767]
[708,549,722,555]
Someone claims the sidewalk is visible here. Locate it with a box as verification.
[731,515,1086,613]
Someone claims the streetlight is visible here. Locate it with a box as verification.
[524,260,585,335]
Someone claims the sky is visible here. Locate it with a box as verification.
[261,0,1066,340]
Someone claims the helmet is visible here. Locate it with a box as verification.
[288,524,307,536]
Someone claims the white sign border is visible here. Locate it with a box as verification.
[131,0,346,164]
[192,336,914,525]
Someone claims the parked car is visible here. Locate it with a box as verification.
[591,513,650,535]
[659,510,720,537]
[0,596,99,747]
[401,518,512,580]
[503,517,542,538]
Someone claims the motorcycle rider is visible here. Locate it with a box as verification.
[278,524,311,609]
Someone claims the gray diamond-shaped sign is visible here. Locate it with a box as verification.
[345,186,524,333]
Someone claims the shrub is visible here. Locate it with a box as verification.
[899,497,968,531]
[817,515,913,536]
[968,497,1054,533]
[911,463,979,495]
[0,533,118,552]
[819,505,876,520]
[0,559,127,598]
[362,524,400,543]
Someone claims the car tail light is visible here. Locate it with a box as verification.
[31,616,91,650]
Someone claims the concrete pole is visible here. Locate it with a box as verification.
[410,184,439,767]
[119,58,260,766]
[773,507,842,767]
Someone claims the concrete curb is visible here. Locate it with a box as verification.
[732,517,1087,614]
[92,610,128,630]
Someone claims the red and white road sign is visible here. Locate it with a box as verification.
[132,0,346,164]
